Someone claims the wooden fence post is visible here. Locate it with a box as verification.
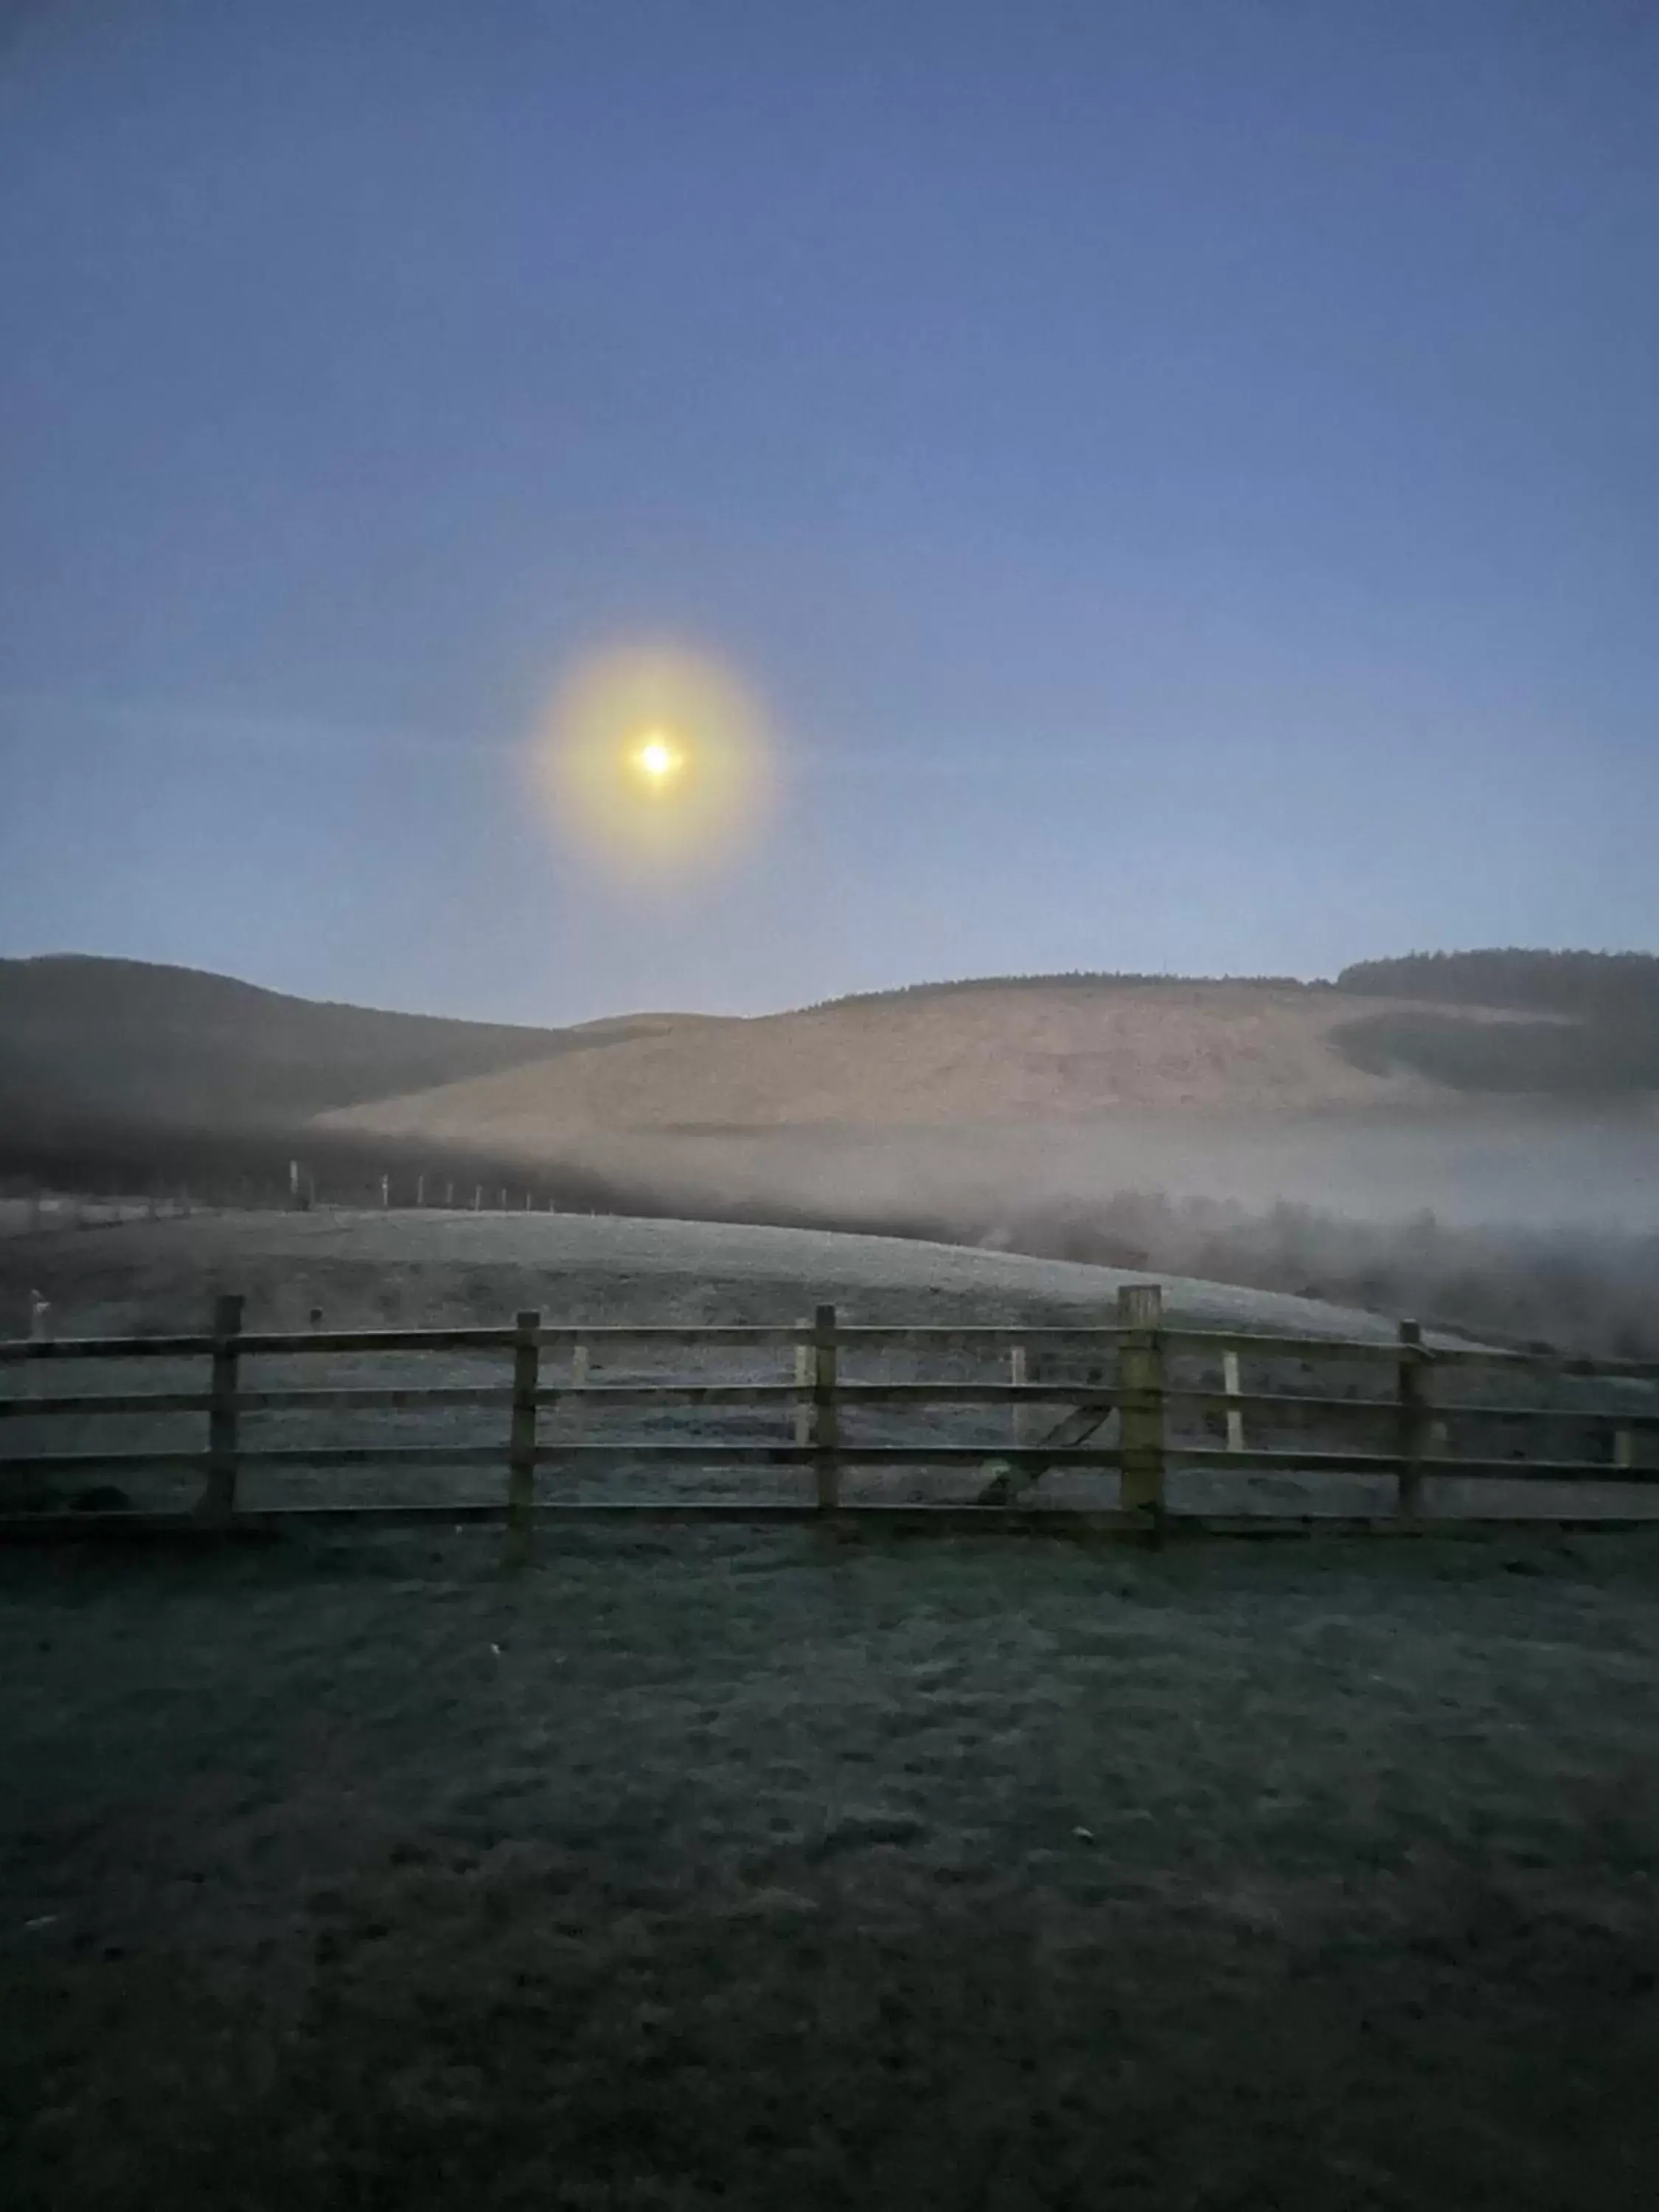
[793,1315,811,1448]
[813,1302,840,1514]
[506,1309,541,1565]
[1614,1426,1634,1472]
[416,1174,425,1208]
[380,1174,390,1209]
[1397,1320,1430,1518]
[1116,1283,1166,1529]
[204,1292,245,1519]
[1222,1349,1244,1453]
[473,1185,483,1211]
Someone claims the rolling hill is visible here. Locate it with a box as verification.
[311,978,1575,1161]
[7,953,1658,1195]
[0,955,693,1139]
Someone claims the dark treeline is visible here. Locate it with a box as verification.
[1338,949,1659,1018]
[1332,950,1659,1093]
[1331,1011,1659,1093]
[802,970,1324,1011]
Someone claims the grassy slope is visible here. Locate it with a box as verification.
[0,955,672,1135]
[312,981,1471,1154]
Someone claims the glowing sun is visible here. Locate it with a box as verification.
[636,732,679,782]
[535,643,771,879]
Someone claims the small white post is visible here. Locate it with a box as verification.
[1223,1350,1244,1453]
[473,1184,483,1211]
[498,1187,507,1210]
[524,1189,532,1211]
[793,1315,811,1449]
[571,1339,591,1447]
[380,1173,390,1209]
[27,1290,50,1398]
[445,1180,456,1208]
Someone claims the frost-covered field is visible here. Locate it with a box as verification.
[4,1524,1659,2210]
[4,1212,1659,2208]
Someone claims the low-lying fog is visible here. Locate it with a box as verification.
[556,1105,1659,1357]
[568,1105,1659,1235]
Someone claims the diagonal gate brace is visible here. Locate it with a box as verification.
[977,1398,1119,1505]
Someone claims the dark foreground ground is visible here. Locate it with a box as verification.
[3,1526,1659,2211]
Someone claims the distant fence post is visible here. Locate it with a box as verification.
[813,1302,841,1514]
[204,1291,245,1519]
[1222,1349,1244,1453]
[416,1174,425,1208]
[473,1185,483,1211]
[1396,1320,1430,1518]
[507,1309,541,1565]
[380,1173,390,1209]
[1116,1283,1166,1531]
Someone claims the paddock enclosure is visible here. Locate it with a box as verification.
[6,1276,1658,1548]
[5,1211,1659,2210]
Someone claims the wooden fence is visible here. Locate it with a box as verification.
[2,1284,1657,1549]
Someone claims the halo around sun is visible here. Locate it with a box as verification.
[535,644,771,877]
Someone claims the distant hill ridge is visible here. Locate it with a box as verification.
[0,953,667,1137]
[7,950,1659,1181]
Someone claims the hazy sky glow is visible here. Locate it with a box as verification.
[1,0,1655,1023]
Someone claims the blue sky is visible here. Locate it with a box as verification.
[1,0,1655,1023]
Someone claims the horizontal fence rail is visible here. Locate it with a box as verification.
[3,1285,1658,1552]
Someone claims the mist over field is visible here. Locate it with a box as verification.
[529,1108,1659,1359]
[8,954,1659,1358]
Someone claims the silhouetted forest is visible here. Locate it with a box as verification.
[1338,949,1659,1018]
[1332,950,1659,1093]
[805,971,1321,1011]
